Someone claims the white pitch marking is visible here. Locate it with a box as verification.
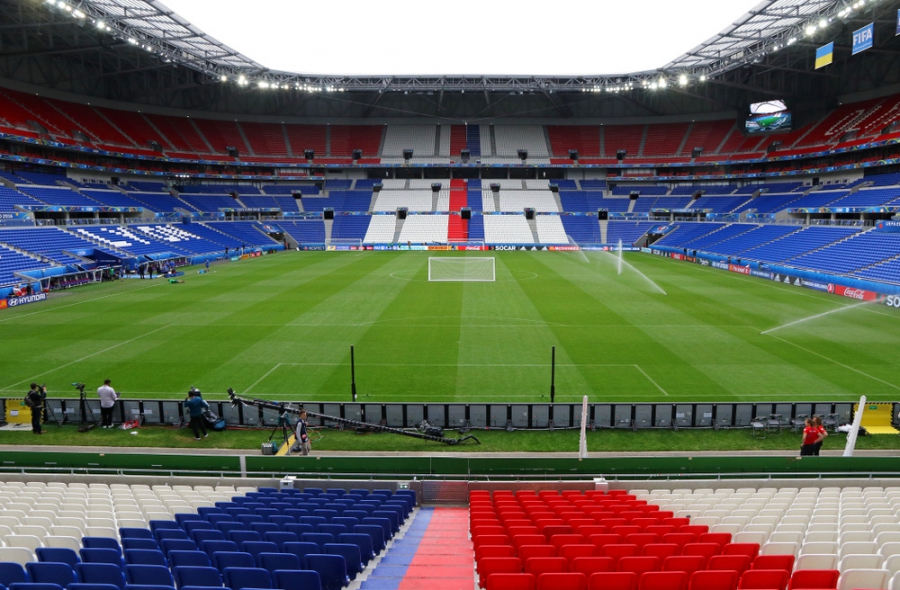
[0,281,166,324]
[634,364,669,396]
[4,324,173,390]
[766,333,900,392]
[245,363,282,393]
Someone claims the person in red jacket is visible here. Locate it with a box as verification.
[801,418,824,456]
[812,415,828,456]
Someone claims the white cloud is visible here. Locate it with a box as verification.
[161,0,760,76]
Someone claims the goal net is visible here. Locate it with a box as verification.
[428,257,495,282]
[326,238,364,251]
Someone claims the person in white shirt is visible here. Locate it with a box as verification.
[97,379,119,428]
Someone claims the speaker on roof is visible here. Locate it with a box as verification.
[490,183,501,193]
[227,146,239,158]
[616,150,627,161]
[323,208,334,220]
[460,149,470,163]
[304,149,315,160]
[629,191,640,200]
[691,147,704,158]
[431,183,442,193]
[461,208,471,220]
[568,149,579,162]
[598,209,608,221]
[352,149,363,161]
[397,207,408,220]
[524,208,535,220]
[517,149,528,162]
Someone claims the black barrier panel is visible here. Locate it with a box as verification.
[426,404,445,427]
[448,405,466,430]
[385,404,404,427]
[469,405,487,428]
[634,405,653,428]
[655,404,673,428]
[593,405,612,428]
[488,405,508,428]
[20,398,881,431]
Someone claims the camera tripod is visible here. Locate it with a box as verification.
[73,382,97,432]
[269,411,295,453]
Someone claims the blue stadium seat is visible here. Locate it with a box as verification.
[272,570,321,590]
[35,548,80,568]
[284,524,314,538]
[125,565,174,587]
[155,530,190,544]
[226,531,261,545]
[361,517,392,542]
[76,563,126,590]
[372,510,400,534]
[149,521,181,532]
[124,586,176,590]
[79,548,124,568]
[167,551,211,569]
[175,515,205,527]
[222,567,272,590]
[82,538,122,554]
[214,522,244,535]
[352,524,385,553]
[281,542,321,568]
[262,532,298,549]
[122,540,159,552]
[120,529,154,540]
[8,584,66,590]
[338,533,375,565]
[188,530,224,546]
[317,524,347,538]
[25,563,77,589]
[300,533,334,551]
[171,566,222,589]
[239,542,278,564]
[305,554,349,590]
[69,585,120,590]
[0,563,29,586]
[211,552,255,573]
[198,540,238,559]
[160,540,199,557]
[324,543,363,580]
[124,550,168,566]
[182,521,213,535]
[248,523,279,535]
[256,553,301,579]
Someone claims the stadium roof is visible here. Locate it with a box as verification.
[48,0,872,91]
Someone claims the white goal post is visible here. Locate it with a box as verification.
[428,257,495,282]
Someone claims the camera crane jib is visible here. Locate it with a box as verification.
[227,389,479,446]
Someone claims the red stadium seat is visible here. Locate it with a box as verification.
[737,569,790,590]
[570,557,615,576]
[543,525,574,538]
[683,543,722,559]
[664,533,699,549]
[617,556,661,576]
[518,545,557,561]
[786,569,839,590]
[487,572,537,590]
[559,544,597,563]
[578,526,610,537]
[681,526,710,536]
[537,572,588,590]
[722,544,760,560]
[625,534,660,549]
[587,571,639,590]
[477,545,518,562]
[524,556,567,577]
[590,534,624,548]
[699,533,733,547]
[706,555,751,576]
[642,544,680,559]
[476,535,512,549]
[514,535,549,551]
[600,544,640,565]
[479,557,523,589]
[751,556,794,572]
[640,571,690,590]
[551,534,586,549]
[689,570,740,590]
[663,556,709,576]
[475,526,509,537]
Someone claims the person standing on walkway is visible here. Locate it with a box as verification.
[812,415,828,455]
[184,389,209,441]
[294,410,311,455]
[26,383,44,435]
[97,379,119,428]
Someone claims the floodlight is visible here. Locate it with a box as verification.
[678,74,688,86]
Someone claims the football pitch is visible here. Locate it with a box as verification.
[1,250,899,405]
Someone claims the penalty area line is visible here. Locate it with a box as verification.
[245,363,282,393]
[761,300,873,335]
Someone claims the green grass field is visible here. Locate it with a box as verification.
[1,250,899,405]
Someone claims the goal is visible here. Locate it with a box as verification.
[326,238,364,251]
[428,257,495,282]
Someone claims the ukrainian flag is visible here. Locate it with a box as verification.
[815,42,834,69]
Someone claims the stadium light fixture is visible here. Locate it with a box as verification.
[805,25,816,36]
[700,75,707,82]
[678,74,688,86]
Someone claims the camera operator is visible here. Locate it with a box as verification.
[25,383,45,435]
[294,410,311,456]
[97,379,119,429]
[184,389,209,441]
